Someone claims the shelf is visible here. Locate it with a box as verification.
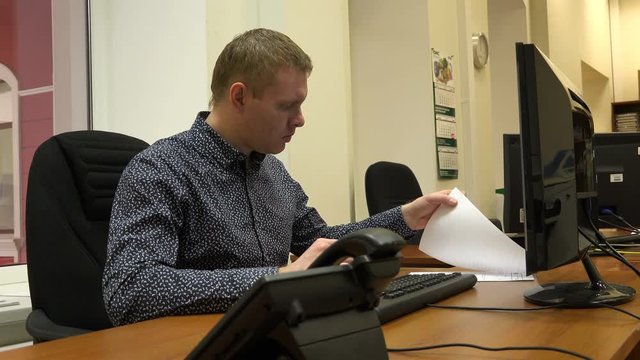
[612,100,640,133]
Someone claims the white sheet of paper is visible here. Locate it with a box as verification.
[409,272,534,282]
[419,187,527,275]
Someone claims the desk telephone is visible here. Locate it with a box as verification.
[309,227,407,268]
[187,228,406,360]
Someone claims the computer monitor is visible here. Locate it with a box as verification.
[515,42,635,306]
[503,132,640,243]
[502,134,524,234]
[593,132,640,229]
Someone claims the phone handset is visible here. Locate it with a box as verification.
[309,228,406,269]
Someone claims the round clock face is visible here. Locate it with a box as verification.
[472,32,489,69]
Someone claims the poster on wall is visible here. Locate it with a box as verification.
[431,49,458,179]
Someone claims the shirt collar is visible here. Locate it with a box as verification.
[190,111,265,169]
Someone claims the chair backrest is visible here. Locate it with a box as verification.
[26,130,148,331]
[365,161,423,216]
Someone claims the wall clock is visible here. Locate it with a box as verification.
[472,32,489,69]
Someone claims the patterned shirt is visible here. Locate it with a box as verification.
[103,112,414,326]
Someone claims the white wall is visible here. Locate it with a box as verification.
[349,0,436,220]
[90,0,209,144]
[0,65,19,256]
[0,82,10,124]
[488,0,527,191]
[205,0,260,79]
[52,0,89,134]
[617,0,640,101]
[582,0,614,78]
[528,0,549,55]
[0,128,13,230]
[349,0,500,219]
[428,0,466,193]
[582,0,614,132]
[460,0,495,216]
[582,62,613,133]
[545,0,613,132]
[280,1,353,225]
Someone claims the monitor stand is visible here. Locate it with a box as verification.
[524,255,635,307]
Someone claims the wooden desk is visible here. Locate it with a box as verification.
[399,244,451,268]
[601,228,633,238]
[3,256,640,359]
[398,229,637,268]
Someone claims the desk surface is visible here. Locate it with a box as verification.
[3,256,640,359]
[399,245,451,267]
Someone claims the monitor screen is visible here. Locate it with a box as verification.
[593,132,640,229]
[515,42,635,306]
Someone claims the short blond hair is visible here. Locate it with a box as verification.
[209,28,313,107]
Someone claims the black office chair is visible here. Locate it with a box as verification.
[365,161,423,216]
[365,161,423,244]
[25,130,148,342]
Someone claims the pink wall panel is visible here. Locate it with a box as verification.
[0,0,17,73]
[19,92,53,222]
[21,120,53,149]
[0,0,54,264]
[20,146,37,186]
[19,93,53,263]
[19,91,53,120]
[15,0,53,90]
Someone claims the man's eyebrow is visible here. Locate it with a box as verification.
[281,97,304,105]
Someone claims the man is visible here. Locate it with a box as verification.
[103,28,457,326]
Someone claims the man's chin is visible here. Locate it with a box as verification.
[266,144,287,155]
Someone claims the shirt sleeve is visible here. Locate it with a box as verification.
[102,156,277,326]
[289,179,415,256]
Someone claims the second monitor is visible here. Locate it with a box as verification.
[503,132,640,233]
[593,132,640,230]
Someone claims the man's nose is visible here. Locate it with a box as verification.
[292,109,305,127]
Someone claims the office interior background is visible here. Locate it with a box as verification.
[0,0,639,269]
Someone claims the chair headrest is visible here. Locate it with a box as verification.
[55,131,149,221]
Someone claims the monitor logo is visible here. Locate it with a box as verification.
[519,208,525,224]
[610,173,624,183]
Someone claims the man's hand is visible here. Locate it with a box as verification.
[401,189,458,230]
[279,238,336,273]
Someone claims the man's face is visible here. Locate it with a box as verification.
[242,67,308,154]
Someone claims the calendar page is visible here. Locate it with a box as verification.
[432,48,458,179]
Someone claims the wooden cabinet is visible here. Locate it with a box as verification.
[612,100,640,132]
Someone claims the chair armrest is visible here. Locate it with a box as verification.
[26,309,92,343]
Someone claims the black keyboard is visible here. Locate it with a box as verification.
[375,272,477,324]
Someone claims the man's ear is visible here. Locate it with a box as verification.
[229,82,248,110]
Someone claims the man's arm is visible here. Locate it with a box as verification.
[287,194,407,254]
[288,182,457,265]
